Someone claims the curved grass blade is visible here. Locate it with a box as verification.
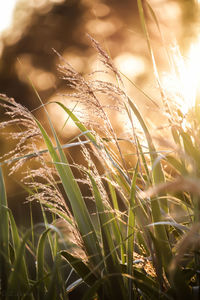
[82,271,168,300]
[126,97,173,272]
[88,173,118,269]
[136,137,152,185]
[36,228,51,299]
[126,98,165,186]
[180,131,200,167]
[35,118,103,269]
[60,250,97,287]
[53,101,131,183]
[1,140,90,167]
[87,172,127,300]
[107,175,126,263]
[146,0,173,69]
[52,101,97,146]
[8,229,33,299]
[36,224,68,300]
[147,221,189,233]
[66,278,83,293]
[166,155,188,175]
[126,163,138,300]
[44,254,63,300]
[0,167,9,296]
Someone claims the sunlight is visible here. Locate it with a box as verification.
[162,38,200,115]
[114,52,145,79]
[183,37,200,110]
[0,1,17,33]
[47,94,81,138]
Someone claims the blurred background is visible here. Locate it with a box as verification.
[0,0,200,225]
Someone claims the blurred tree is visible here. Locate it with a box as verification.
[0,0,85,109]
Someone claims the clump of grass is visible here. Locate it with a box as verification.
[0,164,71,300]
[1,1,200,299]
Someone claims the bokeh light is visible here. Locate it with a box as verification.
[114,52,146,79]
[0,1,17,33]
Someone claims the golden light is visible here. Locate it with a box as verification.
[47,94,82,138]
[183,37,200,110]
[92,3,110,18]
[0,0,17,33]
[62,50,86,73]
[15,54,56,91]
[85,19,117,38]
[162,38,200,115]
[114,53,146,79]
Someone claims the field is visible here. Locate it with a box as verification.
[1,1,200,299]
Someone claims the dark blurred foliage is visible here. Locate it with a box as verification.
[0,0,85,109]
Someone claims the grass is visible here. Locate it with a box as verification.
[1,1,200,299]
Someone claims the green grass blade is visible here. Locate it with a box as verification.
[0,167,8,250]
[35,118,103,269]
[132,269,168,299]
[36,228,51,299]
[136,137,152,185]
[107,175,119,211]
[54,101,130,183]
[87,172,127,300]
[137,0,171,118]
[1,140,90,167]
[8,229,33,299]
[21,80,102,269]
[52,101,98,146]
[137,0,159,82]
[44,254,61,300]
[166,155,188,175]
[82,271,165,300]
[0,166,9,295]
[88,173,117,270]
[127,163,138,300]
[107,175,126,263]
[180,131,200,166]
[126,98,173,273]
[146,0,173,69]
[127,97,165,186]
[60,250,97,287]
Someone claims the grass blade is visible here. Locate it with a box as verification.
[126,99,172,274]
[0,167,9,296]
[127,163,138,300]
[8,229,33,299]
[36,228,51,299]
[87,172,127,300]
[60,250,97,287]
[35,118,103,269]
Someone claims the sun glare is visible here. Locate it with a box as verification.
[114,53,145,79]
[183,37,200,110]
[162,37,200,115]
[0,1,17,33]
[178,37,200,114]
